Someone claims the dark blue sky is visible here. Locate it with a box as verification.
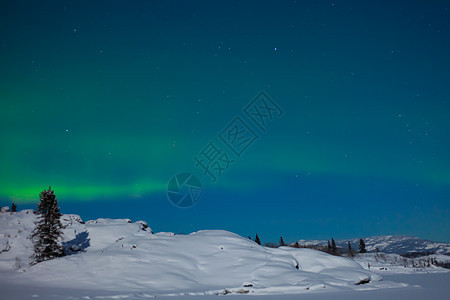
[1,1,449,243]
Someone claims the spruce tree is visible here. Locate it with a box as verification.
[30,187,64,265]
[11,203,17,212]
[255,233,261,245]
[327,240,331,252]
[279,236,285,247]
[331,238,337,255]
[347,241,353,257]
[359,238,367,253]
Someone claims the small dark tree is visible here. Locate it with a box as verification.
[331,238,337,254]
[279,236,285,247]
[359,238,367,253]
[347,241,354,257]
[255,233,261,245]
[30,187,64,265]
[11,203,17,212]
[327,240,331,252]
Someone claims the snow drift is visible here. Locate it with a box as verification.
[1,210,387,296]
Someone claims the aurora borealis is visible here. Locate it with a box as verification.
[1,1,449,243]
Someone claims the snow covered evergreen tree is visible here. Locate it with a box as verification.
[30,187,64,265]
[359,238,367,253]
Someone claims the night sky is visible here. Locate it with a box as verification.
[1,1,449,243]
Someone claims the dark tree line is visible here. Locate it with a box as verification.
[326,238,338,255]
[250,235,370,257]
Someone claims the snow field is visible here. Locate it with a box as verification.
[0,210,429,297]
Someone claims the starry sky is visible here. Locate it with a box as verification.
[1,1,449,243]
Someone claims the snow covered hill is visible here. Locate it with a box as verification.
[0,209,405,297]
[296,235,450,255]
[0,209,151,269]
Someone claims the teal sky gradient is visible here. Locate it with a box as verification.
[1,1,449,243]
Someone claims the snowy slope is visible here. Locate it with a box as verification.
[17,230,385,295]
[0,210,403,296]
[0,209,151,270]
[296,235,450,255]
[0,209,35,270]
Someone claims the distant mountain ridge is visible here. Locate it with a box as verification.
[296,235,450,255]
